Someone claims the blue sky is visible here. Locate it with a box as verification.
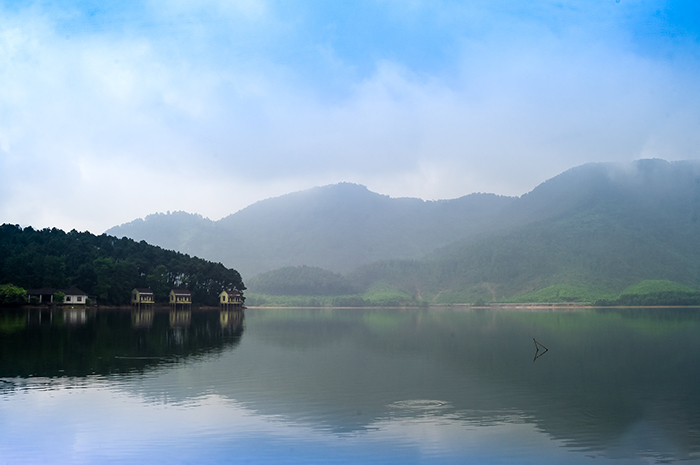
[1,0,699,232]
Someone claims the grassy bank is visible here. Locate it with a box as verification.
[244,280,700,308]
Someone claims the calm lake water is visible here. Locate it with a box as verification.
[1,306,699,464]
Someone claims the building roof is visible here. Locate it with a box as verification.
[170,289,191,295]
[222,289,242,296]
[27,287,87,295]
[27,288,59,295]
[134,288,154,294]
[62,287,87,296]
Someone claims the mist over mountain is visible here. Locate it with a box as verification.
[348,159,700,302]
[108,159,700,302]
[107,183,515,277]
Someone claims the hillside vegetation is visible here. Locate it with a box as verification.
[339,160,700,303]
[597,280,700,306]
[0,224,245,306]
[108,184,514,276]
[109,159,700,305]
[247,266,358,296]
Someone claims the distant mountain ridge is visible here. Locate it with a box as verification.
[108,183,516,276]
[107,159,700,302]
[347,159,700,302]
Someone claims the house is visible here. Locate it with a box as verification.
[169,289,192,305]
[27,287,87,305]
[132,288,155,305]
[26,288,58,304]
[219,289,243,306]
[62,287,88,305]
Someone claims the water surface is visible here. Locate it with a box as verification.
[1,306,699,464]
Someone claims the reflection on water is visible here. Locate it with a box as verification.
[220,309,244,328]
[169,309,191,327]
[132,308,154,328]
[63,308,87,325]
[0,307,245,378]
[0,307,699,464]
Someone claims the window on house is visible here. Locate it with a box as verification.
[77,296,82,302]
[66,296,71,302]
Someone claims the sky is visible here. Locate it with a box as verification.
[1,0,700,233]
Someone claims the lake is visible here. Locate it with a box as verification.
[1,306,699,464]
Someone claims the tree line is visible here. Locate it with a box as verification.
[247,265,358,296]
[595,291,700,307]
[0,224,245,306]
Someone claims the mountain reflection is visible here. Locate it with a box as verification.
[0,307,244,378]
[2,307,699,463]
[212,308,700,461]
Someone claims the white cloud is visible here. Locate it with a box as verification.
[1,1,699,232]
[0,380,576,463]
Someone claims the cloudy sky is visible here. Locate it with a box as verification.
[1,0,699,233]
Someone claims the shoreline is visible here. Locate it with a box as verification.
[245,304,700,310]
[7,304,700,311]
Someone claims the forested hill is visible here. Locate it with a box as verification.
[107,184,515,276]
[0,225,245,306]
[107,159,700,303]
[348,159,700,302]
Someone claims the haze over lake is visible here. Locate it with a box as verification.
[1,306,698,464]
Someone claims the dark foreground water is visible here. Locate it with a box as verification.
[1,306,699,464]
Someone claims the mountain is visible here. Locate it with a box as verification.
[348,159,700,302]
[103,211,218,261]
[107,183,516,277]
[108,159,700,303]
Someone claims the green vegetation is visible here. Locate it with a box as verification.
[360,282,417,306]
[107,184,514,277]
[245,273,420,307]
[107,159,700,306]
[619,280,697,295]
[247,266,358,296]
[340,160,700,304]
[245,294,334,307]
[0,284,27,306]
[0,224,245,306]
[246,282,418,308]
[245,278,700,307]
[52,291,65,304]
[245,294,418,308]
[506,284,614,303]
[595,280,700,306]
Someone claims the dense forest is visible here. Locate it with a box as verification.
[247,266,359,296]
[0,224,245,306]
